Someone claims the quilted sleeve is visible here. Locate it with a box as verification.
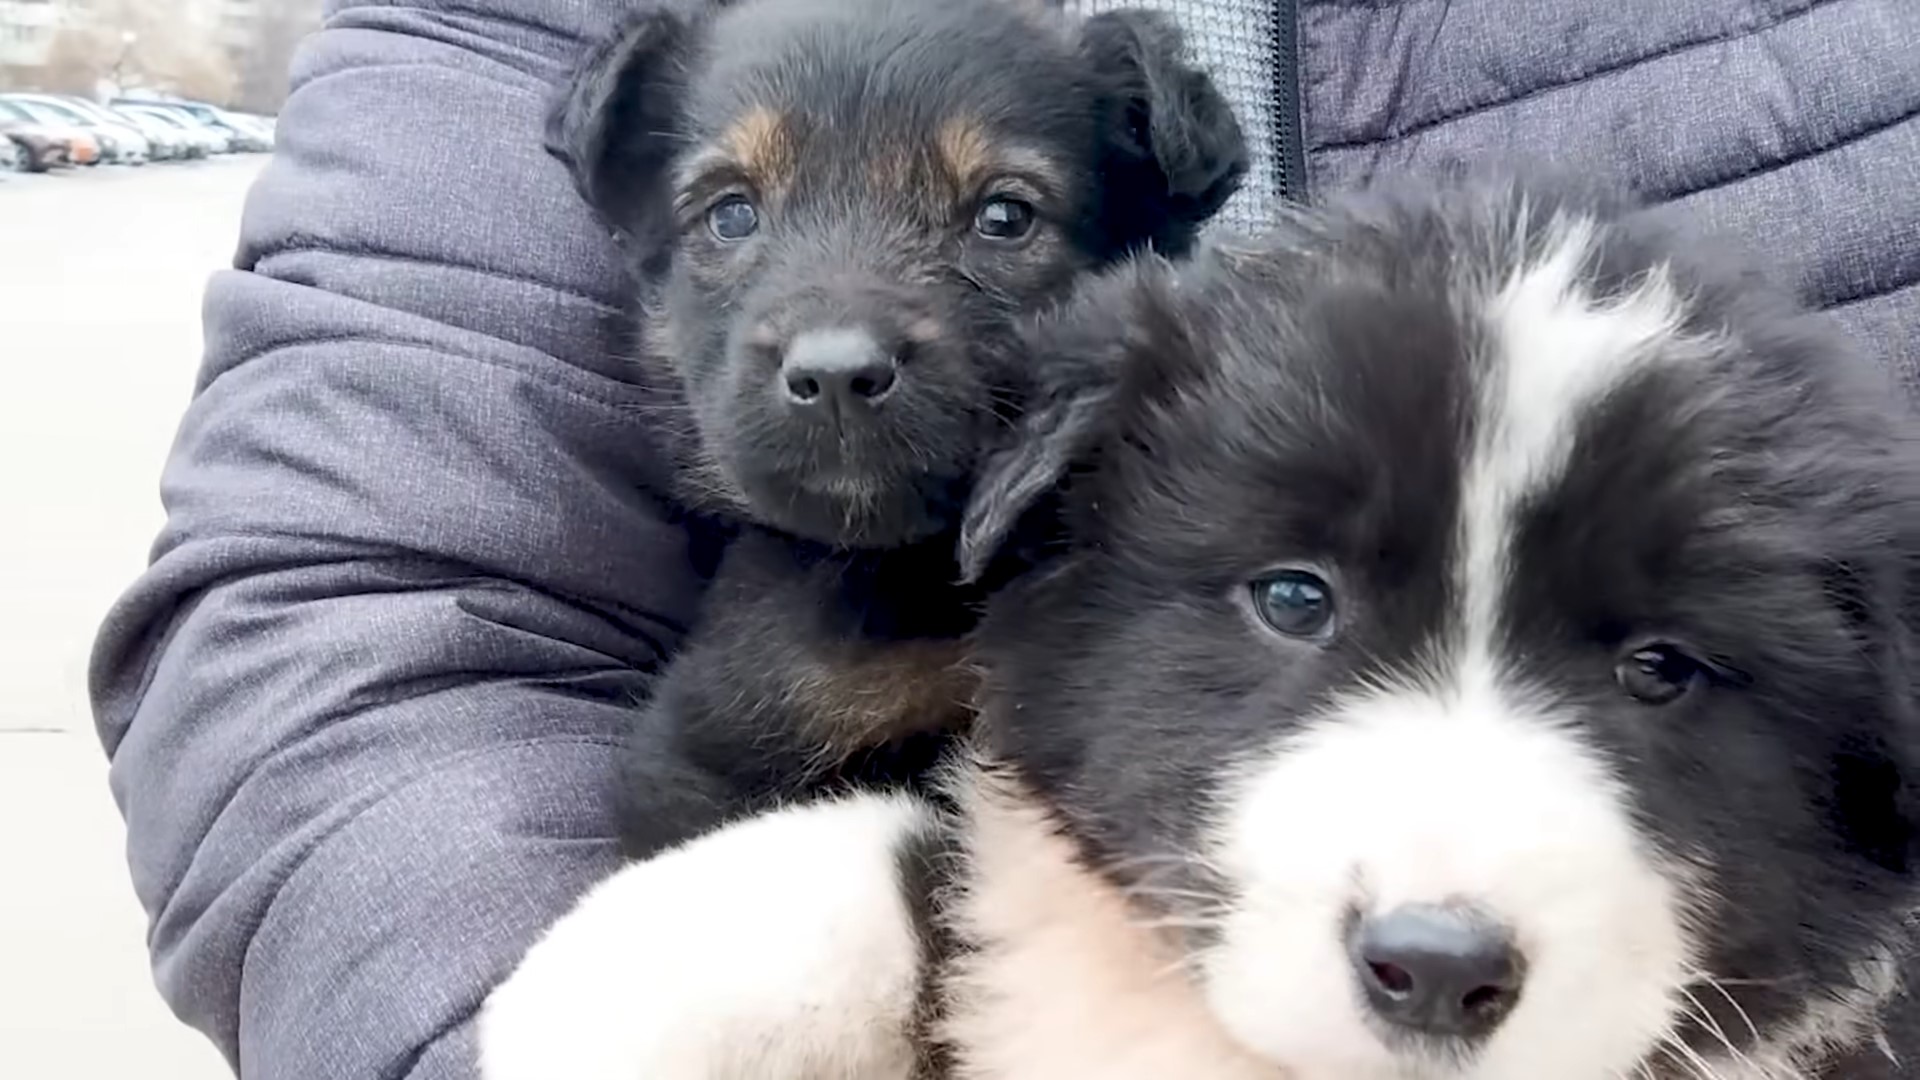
[85,2,706,1076]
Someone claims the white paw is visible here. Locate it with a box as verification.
[478,792,935,1080]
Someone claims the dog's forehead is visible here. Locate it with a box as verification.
[1118,202,1795,624]
[698,0,1072,102]
[1105,249,1475,563]
[685,0,1089,180]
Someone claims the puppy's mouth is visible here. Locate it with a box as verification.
[735,461,966,549]
[789,465,937,506]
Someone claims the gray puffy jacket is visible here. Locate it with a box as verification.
[91,0,1918,1075]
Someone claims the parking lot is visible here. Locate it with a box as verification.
[0,156,262,1079]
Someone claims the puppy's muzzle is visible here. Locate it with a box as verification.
[780,327,900,415]
[1348,903,1525,1042]
[743,288,940,436]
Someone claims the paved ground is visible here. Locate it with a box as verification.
[0,157,265,1079]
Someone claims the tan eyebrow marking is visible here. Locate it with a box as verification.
[716,104,797,195]
[937,115,1066,202]
[937,115,996,193]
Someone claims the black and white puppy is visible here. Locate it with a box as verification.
[547,0,1246,855]
[482,180,1920,1080]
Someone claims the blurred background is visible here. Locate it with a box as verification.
[1,0,320,113]
[1,5,308,1080]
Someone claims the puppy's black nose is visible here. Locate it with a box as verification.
[780,327,898,408]
[1349,904,1524,1040]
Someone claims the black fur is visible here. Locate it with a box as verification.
[546,0,1247,857]
[960,178,1920,1075]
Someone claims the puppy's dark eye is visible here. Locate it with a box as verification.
[1251,570,1335,639]
[707,195,759,241]
[974,196,1035,241]
[1615,644,1704,705]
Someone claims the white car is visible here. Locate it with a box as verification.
[228,112,278,149]
[1,94,149,165]
[108,106,198,161]
[117,105,229,156]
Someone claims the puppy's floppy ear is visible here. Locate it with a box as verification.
[547,6,705,254]
[957,363,1112,585]
[1821,550,1920,875]
[1081,9,1249,257]
[958,257,1188,583]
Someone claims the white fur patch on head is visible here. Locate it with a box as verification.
[1198,209,1707,1080]
[478,793,933,1080]
[1458,208,1693,664]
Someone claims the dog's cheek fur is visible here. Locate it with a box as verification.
[936,767,1276,1080]
[978,555,1295,870]
[1531,270,1920,1071]
[655,244,777,492]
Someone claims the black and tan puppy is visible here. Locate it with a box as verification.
[547,0,1247,855]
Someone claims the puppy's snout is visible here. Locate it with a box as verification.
[780,327,900,410]
[1348,903,1525,1040]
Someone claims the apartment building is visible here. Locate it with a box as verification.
[0,0,63,69]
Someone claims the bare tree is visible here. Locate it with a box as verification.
[16,0,239,102]
[234,0,322,114]
[32,27,114,95]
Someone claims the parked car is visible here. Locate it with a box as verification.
[36,93,160,164]
[1,97,73,172]
[225,112,277,150]
[46,94,192,161]
[115,104,229,156]
[1,94,148,165]
[0,97,91,168]
[2,121,71,172]
[106,105,196,161]
[111,97,269,153]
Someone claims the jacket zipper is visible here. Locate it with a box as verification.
[1272,0,1308,203]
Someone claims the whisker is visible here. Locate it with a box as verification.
[1116,883,1224,906]
[1674,986,1745,1066]
[1659,1029,1729,1080]
[1689,971,1763,1044]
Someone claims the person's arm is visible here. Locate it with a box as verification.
[87,2,701,1075]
